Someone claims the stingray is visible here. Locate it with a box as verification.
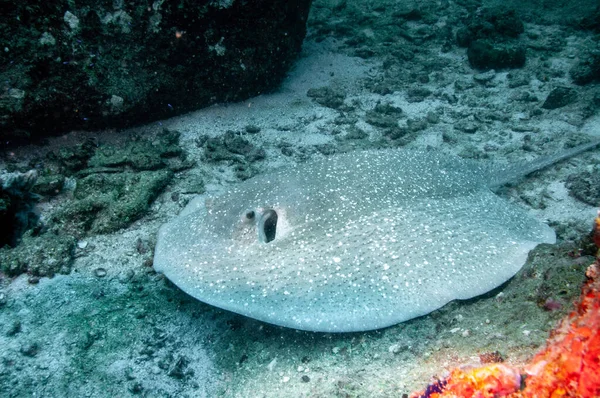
[154,140,600,332]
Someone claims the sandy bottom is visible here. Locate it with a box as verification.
[1,1,599,396]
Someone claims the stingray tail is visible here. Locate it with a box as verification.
[488,136,600,191]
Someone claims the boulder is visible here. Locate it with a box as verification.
[0,0,313,144]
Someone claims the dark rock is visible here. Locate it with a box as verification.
[467,39,526,70]
[315,143,336,155]
[425,111,440,124]
[203,131,266,165]
[238,354,248,365]
[6,320,21,336]
[566,169,600,206]
[233,163,259,181]
[542,87,578,110]
[457,8,525,71]
[373,102,403,115]
[88,129,183,171]
[50,139,97,173]
[344,127,368,140]
[383,127,414,146]
[577,6,600,32]
[454,120,479,134]
[180,176,206,195]
[455,27,473,48]
[406,86,432,102]
[456,7,524,48]
[281,146,294,157]
[454,79,475,91]
[128,382,143,395]
[484,8,524,38]
[511,90,539,103]
[365,112,398,128]
[223,131,257,156]
[473,70,496,84]
[20,342,40,357]
[0,0,313,145]
[34,174,65,197]
[168,355,190,379]
[204,137,237,162]
[570,51,600,85]
[407,118,428,133]
[83,330,100,350]
[307,87,346,109]
[89,140,164,171]
[0,170,40,248]
[383,126,410,140]
[365,103,403,128]
[245,125,261,134]
[507,72,530,88]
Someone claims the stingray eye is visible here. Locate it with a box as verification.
[244,210,255,221]
[258,209,278,243]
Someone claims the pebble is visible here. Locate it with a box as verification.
[119,270,135,283]
[77,240,88,249]
[20,342,40,357]
[7,320,21,336]
[455,120,479,134]
[94,268,108,278]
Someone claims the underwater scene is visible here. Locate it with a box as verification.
[1,0,600,397]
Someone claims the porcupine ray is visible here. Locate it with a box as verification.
[154,140,600,332]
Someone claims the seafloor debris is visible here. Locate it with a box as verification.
[411,213,600,398]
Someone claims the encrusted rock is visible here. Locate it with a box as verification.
[542,87,578,110]
[0,170,40,248]
[0,231,76,277]
[566,169,600,206]
[1,0,312,143]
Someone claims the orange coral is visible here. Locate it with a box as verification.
[411,244,600,398]
[517,261,600,398]
[410,364,521,398]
